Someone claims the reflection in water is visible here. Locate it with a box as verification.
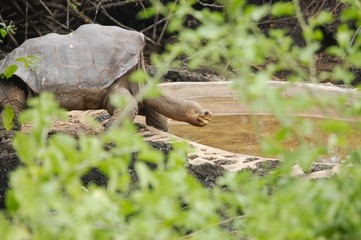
[168,114,361,162]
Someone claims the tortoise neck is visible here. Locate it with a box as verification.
[144,95,191,122]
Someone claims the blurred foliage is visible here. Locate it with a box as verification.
[0,21,15,43]
[1,0,361,239]
[0,23,17,130]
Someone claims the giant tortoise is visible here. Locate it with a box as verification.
[0,24,212,132]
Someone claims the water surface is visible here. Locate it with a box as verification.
[169,114,361,161]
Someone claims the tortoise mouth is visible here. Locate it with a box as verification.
[197,111,213,126]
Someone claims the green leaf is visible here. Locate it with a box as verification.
[141,84,162,99]
[247,5,270,21]
[2,105,15,130]
[13,132,37,164]
[340,7,361,22]
[310,11,333,26]
[130,70,148,84]
[320,119,351,134]
[138,148,163,164]
[298,43,319,65]
[0,28,7,38]
[348,52,361,68]
[336,26,352,48]
[197,24,223,40]
[331,66,354,84]
[3,65,18,79]
[110,94,133,110]
[16,54,41,70]
[270,2,294,17]
[135,162,158,190]
[5,190,20,212]
[0,22,16,44]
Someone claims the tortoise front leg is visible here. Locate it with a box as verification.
[138,106,168,132]
[103,86,138,129]
[0,79,27,131]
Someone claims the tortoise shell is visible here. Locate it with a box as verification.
[0,24,145,109]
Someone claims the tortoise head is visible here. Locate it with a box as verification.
[144,95,212,127]
[185,101,213,127]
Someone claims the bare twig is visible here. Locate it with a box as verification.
[344,26,361,58]
[84,0,144,12]
[99,5,133,30]
[156,0,179,45]
[153,8,159,40]
[332,2,345,13]
[12,0,42,37]
[35,2,92,23]
[37,0,53,15]
[92,2,101,22]
[354,0,361,9]
[180,215,245,239]
[25,0,28,39]
[66,0,70,28]
[157,17,169,45]
[196,0,223,9]
[0,5,12,15]
[293,0,317,83]
[317,0,326,14]
[43,16,70,31]
[18,0,43,36]
[140,18,167,33]
[258,16,296,25]
[98,5,158,46]
[303,0,319,16]
[251,64,283,81]
[138,0,147,13]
